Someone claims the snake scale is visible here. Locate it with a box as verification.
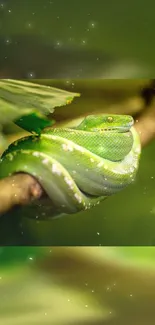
[0,113,141,219]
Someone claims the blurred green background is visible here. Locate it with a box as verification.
[0,0,155,77]
[1,246,155,324]
[0,0,153,61]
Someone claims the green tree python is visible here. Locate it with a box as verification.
[0,114,141,219]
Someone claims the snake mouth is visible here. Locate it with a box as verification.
[103,126,132,132]
[93,126,132,133]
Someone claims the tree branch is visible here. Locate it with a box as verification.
[135,102,155,147]
[0,173,43,215]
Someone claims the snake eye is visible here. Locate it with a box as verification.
[107,116,113,123]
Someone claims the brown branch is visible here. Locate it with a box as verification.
[134,102,155,147]
[0,173,43,216]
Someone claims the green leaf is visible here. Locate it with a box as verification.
[0,79,80,133]
[15,113,55,134]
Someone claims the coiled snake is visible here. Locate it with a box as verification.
[0,114,141,219]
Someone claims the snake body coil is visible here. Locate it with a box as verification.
[0,114,141,218]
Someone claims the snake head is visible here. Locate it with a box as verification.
[77,114,134,133]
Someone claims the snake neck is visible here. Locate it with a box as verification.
[43,127,134,161]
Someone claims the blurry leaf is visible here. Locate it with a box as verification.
[0,79,80,133]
